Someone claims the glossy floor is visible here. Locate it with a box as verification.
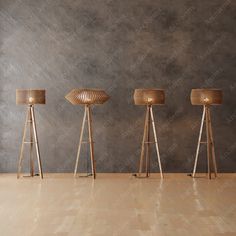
[0,174,235,236]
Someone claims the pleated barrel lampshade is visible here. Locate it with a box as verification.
[65,89,109,105]
[134,89,165,105]
[16,89,46,105]
[190,89,223,105]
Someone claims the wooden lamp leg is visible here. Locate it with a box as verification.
[145,106,151,177]
[208,108,217,177]
[31,105,43,179]
[205,106,212,179]
[138,106,149,176]
[192,106,206,177]
[74,106,87,176]
[17,106,30,178]
[29,108,34,177]
[87,105,96,179]
[150,106,163,179]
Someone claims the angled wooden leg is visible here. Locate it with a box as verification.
[138,106,149,176]
[208,108,217,177]
[74,106,87,177]
[31,106,43,179]
[150,106,163,179]
[205,107,212,179]
[17,106,30,179]
[87,105,96,179]
[145,106,151,177]
[192,106,206,177]
[29,109,34,177]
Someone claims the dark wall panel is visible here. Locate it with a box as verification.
[0,0,235,172]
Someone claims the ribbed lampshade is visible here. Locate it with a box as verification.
[134,89,165,105]
[16,89,46,105]
[65,89,109,105]
[190,89,223,105]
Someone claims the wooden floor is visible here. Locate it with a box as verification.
[0,174,235,236]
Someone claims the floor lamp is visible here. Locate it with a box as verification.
[16,89,45,179]
[191,89,223,179]
[134,89,164,178]
[65,89,109,179]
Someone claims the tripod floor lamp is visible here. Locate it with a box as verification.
[16,89,45,179]
[191,89,223,179]
[134,89,164,178]
[65,89,109,179]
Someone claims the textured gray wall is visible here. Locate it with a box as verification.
[0,0,235,173]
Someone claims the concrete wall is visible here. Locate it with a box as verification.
[0,0,235,173]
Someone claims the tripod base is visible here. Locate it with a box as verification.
[74,105,96,179]
[17,105,43,179]
[192,105,217,179]
[138,105,163,178]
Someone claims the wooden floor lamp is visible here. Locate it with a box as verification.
[134,89,165,178]
[191,89,223,179]
[16,89,45,179]
[65,89,109,179]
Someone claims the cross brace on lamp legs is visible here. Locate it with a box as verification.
[74,105,96,179]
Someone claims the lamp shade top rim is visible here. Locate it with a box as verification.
[134,88,165,91]
[70,88,107,91]
[16,89,46,91]
[191,88,222,91]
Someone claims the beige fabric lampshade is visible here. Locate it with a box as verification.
[190,89,223,105]
[65,89,109,105]
[134,89,165,105]
[16,89,46,105]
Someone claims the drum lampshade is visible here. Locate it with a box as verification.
[190,89,222,105]
[134,89,165,105]
[16,89,46,105]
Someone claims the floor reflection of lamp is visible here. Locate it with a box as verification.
[65,89,109,179]
[191,89,223,179]
[134,89,164,178]
[16,89,45,179]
